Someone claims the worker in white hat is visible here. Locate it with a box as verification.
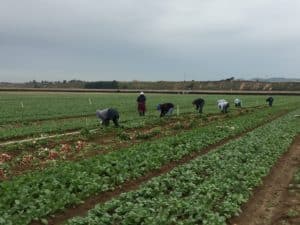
[137,91,146,116]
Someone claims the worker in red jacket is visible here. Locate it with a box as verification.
[137,92,146,116]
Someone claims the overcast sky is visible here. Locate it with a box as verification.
[1,0,300,82]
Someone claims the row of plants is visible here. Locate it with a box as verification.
[0,116,98,141]
[0,102,259,141]
[66,109,300,225]
[0,103,261,154]
[2,94,299,142]
[0,104,291,181]
[0,105,294,225]
[0,107,260,180]
[0,92,277,124]
[1,93,299,141]
[0,108,257,180]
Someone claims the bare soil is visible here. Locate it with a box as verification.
[229,135,300,225]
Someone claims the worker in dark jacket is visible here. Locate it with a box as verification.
[96,108,119,127]
[137,92,146,116]
[234,98,242,107]
[192,98,205,113]
[266,97,274,107]
[157,103,174,117]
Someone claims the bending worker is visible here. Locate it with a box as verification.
[234,98,242,107]
[137,92,146,116]
[192,98,205,113]
[96,108,119,127]
[217,99,230,113]
[157,103,174,117]
[266,97,274,107]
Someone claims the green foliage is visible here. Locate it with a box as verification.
[0,92,299,140]
[0,108,298,224]
[80,128,91,138]
[173,121,184,129]
[117,131,131,141]
[293,169,300,184]
[287,209,299,218]
[67,110,300,225]
[136,128,161,140]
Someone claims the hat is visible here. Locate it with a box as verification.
[140,92,144,95]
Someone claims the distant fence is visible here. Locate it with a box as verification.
[0,88,299,95]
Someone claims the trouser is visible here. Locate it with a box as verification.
[160,108,173,117]
[138,102,146,116]
[222,104,229,113]
[196,103,204,113]
[102,118,119,127]
[166,107,174,115]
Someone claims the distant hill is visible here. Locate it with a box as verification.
[1,79,300,91]
[251,77,300,82]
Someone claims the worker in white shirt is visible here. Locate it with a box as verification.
[217,99,230,113]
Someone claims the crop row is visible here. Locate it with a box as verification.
[1,93,298,141]
[1,97,298,141]
[0,116,97,141]
[67,109,300,225]
[0,93,294,124]
[0,105,293,225]
[0,111,214,141]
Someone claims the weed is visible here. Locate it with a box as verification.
[287,209,299,218]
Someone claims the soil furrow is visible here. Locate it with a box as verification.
[229,135,300,225]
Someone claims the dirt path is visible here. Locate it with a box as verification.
[30,111,286,225]
[229,135,300,225]
[271,171,300,225]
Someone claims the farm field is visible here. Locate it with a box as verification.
[0,92,299,141]
[0,92,299,225]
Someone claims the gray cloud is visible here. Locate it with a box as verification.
[0,0,300,82]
